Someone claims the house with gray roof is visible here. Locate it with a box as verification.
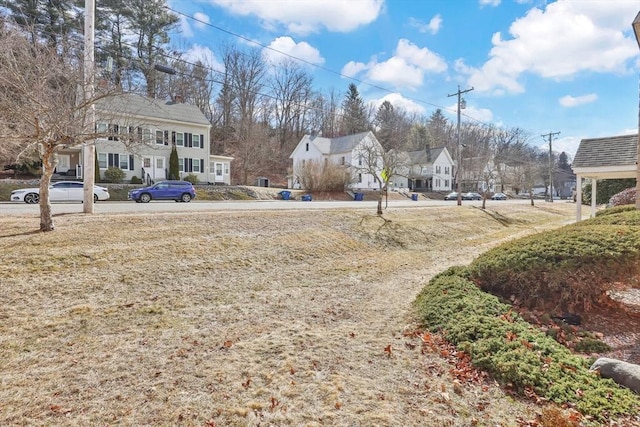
[572,134,637,219]
[388,147,454,192]
[56,93,232,185]
[288,131,384,190]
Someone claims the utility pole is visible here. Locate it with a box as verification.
[82,0,95,212]
[448,85,474,206]
[542,131,560,203]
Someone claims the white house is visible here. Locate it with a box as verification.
[57,93,232,185]
[388,147,454,192]
[289,131,384,190]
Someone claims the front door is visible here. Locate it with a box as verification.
[154,157,166,180]
[57,155,70,173]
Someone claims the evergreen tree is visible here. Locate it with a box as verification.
[426,109,450,148]
[169,144,180,180]
[340,83,368,135]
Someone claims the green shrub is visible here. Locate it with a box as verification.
[594,204,637,218]
[130,176,143,184]
[466,223,640,312]
[414,270,640,421]
[183,173,198,184]
[103,167,126,183]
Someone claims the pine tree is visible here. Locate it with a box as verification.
[341,83,368,135]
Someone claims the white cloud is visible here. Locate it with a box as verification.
[179,16,193,38]
[368,57,424,89]
[467,0,639,94]
[183,44,224,71]
[341,61,368,78]
[209,0,383,35]
[369,93,425,115]
[559,93,598,107]
[409,14,442,35]
[262,37,325,65]
[342,39,447,89]
[193,12,211,29]
[480,0,501,7]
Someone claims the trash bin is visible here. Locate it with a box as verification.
[279,190,291,200]
[301,194,312,201]
[411,193,418,201]
[354,192,364,201]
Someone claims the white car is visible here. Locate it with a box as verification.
[10,181,110,204]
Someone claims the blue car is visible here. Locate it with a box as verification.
[128,180,196,203]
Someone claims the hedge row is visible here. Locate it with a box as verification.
[465,211,640,312]
[414,267,639,421]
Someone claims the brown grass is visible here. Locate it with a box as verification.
[0,203,578,426]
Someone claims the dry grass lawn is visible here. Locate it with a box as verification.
[0,203,579,426]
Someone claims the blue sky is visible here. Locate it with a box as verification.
[169,0,640,160]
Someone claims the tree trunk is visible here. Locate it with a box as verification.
[39,148,56,232]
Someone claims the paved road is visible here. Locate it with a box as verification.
[0,198,546,216]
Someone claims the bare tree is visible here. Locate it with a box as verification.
[0,25,114,231]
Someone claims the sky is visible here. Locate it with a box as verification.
[169,0,640,160]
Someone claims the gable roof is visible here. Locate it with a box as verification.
[96,93,211,127]
[406,147,446,165]
[304,131,374,155]
[573,134,637,169]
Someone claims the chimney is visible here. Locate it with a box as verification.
[174,94,184,103]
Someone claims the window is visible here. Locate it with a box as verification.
[305,143,309,151]
[175,132,184,146]
[142,129,151,143]
[101,153,133,170]
[156,130,164,145]
[445,166,450,175]
[341,156,345,165]
[215,163,223,177]
[445,180,449,187]
[193,134,201,148]
[98,153,107,169]
[143,157,151,169]
[97,123,107,133]
[224,163,229,174]
[436,165,441,174]
[108,124,119,141]
[436,179,441,187]
[182,158,205,173]
[358,173,362,183]
[358,156,362,166]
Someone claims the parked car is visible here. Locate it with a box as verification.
[128,180,196,203]
[491,192,508,200]
[444,192,459,200]
[462,192,482,200]
[10,181,110,204]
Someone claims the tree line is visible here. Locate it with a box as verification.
[1,0,573,194]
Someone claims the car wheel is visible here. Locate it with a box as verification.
[180,193,192,202]
[24,193,39,204]
[93,194,98,202]
[140,193,152,203]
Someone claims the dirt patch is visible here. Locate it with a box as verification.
[0,203,593,426]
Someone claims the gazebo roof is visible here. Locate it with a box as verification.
[572,134,637,179]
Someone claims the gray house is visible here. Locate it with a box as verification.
[388,147,454,192]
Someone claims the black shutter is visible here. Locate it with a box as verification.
[129,155,134,171]
[172,132,176,144]
[188,133,192,147]
[188,158,193,172]
[200,159,204,172]
[200,134,204,149]
[164,130,169,146]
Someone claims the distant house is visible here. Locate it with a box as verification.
[388,147,454,192]
[289,131,384,190]
[56,93,232,185]
[572,134,637,220]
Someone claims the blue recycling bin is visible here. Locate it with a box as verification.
[279,190,291,200]
[301,194,312,201]
[354,192,364,201]
[411,193,418,201]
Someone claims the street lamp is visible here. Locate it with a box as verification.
[633,11,640,209]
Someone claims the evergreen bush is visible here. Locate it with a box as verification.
[103,167,126,183]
